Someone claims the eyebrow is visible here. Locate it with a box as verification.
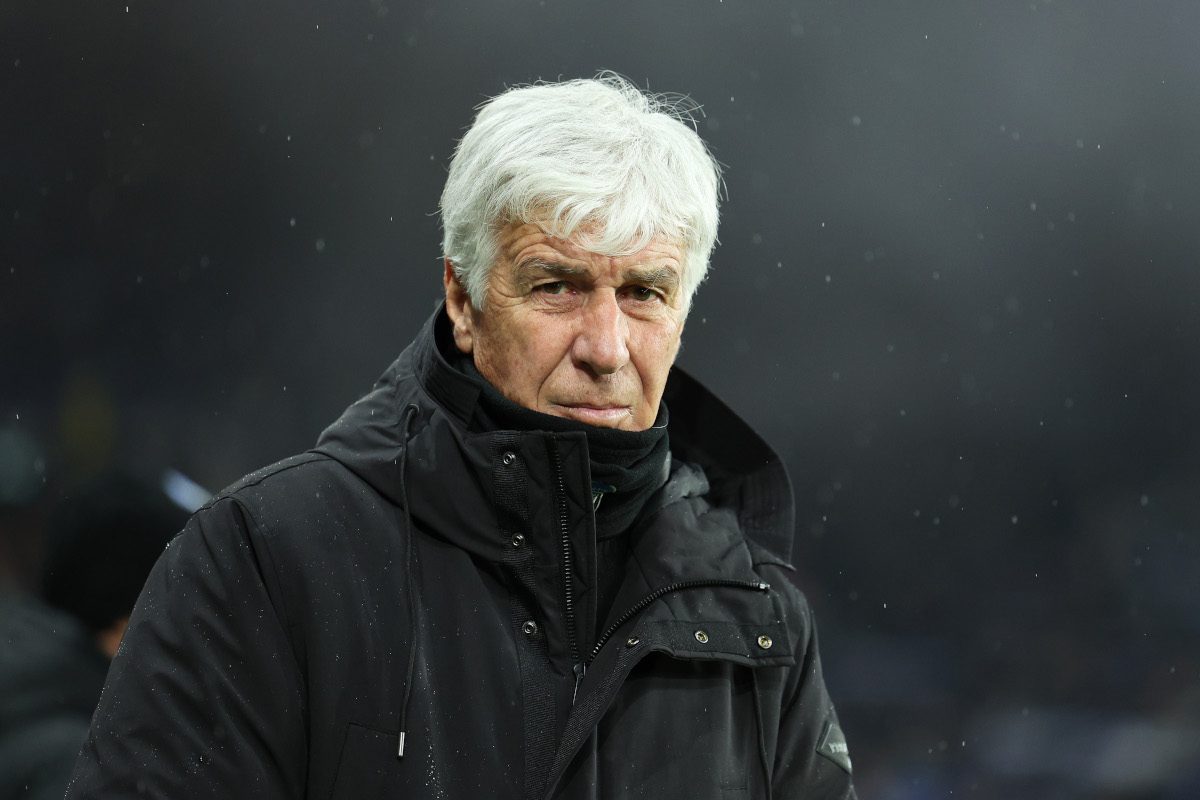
[513,257,589,285]
[514,257,680,292]
[625,265,680,292]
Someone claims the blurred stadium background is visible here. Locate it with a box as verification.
[4,2,1199,796]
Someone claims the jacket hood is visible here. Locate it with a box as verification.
[313,306,796,564]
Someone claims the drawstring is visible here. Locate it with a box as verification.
[751,669,774,800]
[396,403,421,758]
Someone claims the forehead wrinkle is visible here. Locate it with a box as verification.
[512,253,681,293]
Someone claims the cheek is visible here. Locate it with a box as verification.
[637,328,682,387]
[485,325,564,393]
[470,323,514,381]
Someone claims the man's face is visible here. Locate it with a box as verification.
[444,221,687,431]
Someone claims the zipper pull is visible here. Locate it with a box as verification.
[572,662,587,704]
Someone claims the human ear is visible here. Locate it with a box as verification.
[443,259,475,354]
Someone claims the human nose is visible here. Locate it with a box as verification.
[572,293,629,376]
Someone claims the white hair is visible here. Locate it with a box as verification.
[440,73,722,310]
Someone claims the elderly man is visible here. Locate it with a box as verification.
[67,76,856,799]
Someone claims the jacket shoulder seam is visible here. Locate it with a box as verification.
[199,452,332,511]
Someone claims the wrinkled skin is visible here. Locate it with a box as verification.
[445,221,687,431]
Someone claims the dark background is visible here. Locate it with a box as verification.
[4,1,1199,796]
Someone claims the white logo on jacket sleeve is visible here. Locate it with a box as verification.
[816,720,853,774]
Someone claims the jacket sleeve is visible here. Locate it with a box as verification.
[65,497,308,798]
[771,584,857,799]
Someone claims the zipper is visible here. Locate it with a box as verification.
[548,434,771,702]
[573,578,771,703]
[549,439,580,669]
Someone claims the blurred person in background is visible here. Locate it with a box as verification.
[67,75,855,798]
[0,426,50,596]
[0,471,190,800]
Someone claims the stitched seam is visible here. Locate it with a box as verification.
[225,497,308,684]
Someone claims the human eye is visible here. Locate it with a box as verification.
[535,281,569,295]
[627,286,662,302]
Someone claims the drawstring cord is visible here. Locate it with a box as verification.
[396,403,420,758]
[751,669,774,800]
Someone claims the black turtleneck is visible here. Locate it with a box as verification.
[458,357,670,539]
[443,337,670,626]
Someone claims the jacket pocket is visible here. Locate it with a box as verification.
[330,722,403,800]
[596,655,755,798]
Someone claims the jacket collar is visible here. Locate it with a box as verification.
[312,305,795,566]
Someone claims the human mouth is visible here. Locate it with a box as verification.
[552,403,633,427]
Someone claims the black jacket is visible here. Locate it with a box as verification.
[66,310,856,799]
